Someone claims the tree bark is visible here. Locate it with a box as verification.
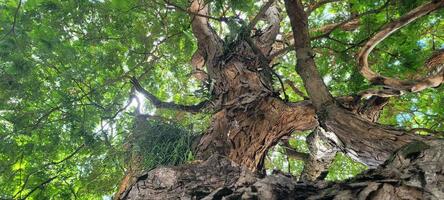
[194,39,318,171]
[284,0,427,170]
[116,0,443,199]
[120,140,444,200]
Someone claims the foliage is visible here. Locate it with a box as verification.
[325,153,367,181]
[128,118,195,170]
[0,0,443,199]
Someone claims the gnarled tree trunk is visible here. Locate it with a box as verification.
[120,140,444,200]
[116,0,444,199]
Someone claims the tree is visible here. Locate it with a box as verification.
[120,0,444,199]
[0,0,443,199]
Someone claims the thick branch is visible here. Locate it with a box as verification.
[257,5,281,49]
[310,0,388,37]
[196,98,319,171]
[284,0,334,110]
[189,0,223,72]
[301,127,339,181]
[310,1,390,40]
[357,1,444,93]
[247,1,280,56]
[313,0,389,38]
[130,77,207,113]
[310,18,360,39]
[357,87,405,99]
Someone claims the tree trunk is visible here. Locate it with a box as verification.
[193,40,319,171]
[120,140,444,200]
[116,36,437,200]
[115,0,444,199]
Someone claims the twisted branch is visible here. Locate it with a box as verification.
[357,1,444,93]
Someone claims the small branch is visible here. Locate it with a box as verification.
[281,139,309,161]
[0,0,21,41]
[162,0,225,21]
[271,70,289,101]
[246,0,276,32]
[130,77,208,113]
[13,144,85,199]
[21,176,58,200]
[49,144,85,166]
[105,88,137,119]
[408,128,444,136]
[285,80,309,100]
[306,0,341,14]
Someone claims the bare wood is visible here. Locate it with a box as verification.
[357,1,444,93]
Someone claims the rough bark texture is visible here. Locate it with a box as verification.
[284,0,426,170]
[320,104,423,167]
[194,39,318,171]
[300,127,339,182]
[117,0,444,199]
[191,0,317,171]
[120,140,444,200]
